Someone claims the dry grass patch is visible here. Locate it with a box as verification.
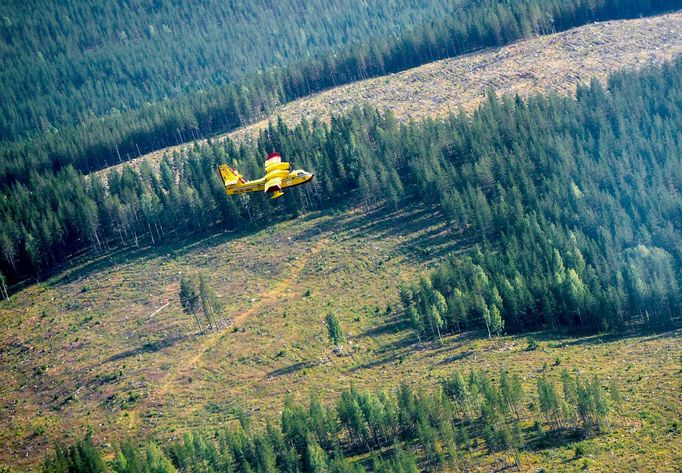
[1,202,680,471]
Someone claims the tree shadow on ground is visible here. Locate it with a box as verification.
[344,349,411,374]
[103,333,190,363]
[357,317,408,339]
[524,427,586,452]
[437,349,474,365]
[507,325,681,349]
[45,226,249,289]
[328,202,468,264]
[267,360,315,378]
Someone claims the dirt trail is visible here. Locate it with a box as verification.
[150,238,328,404]
[93,11,682,180]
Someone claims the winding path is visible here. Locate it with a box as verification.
[150,238,328,405]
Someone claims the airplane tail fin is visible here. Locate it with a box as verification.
[218,164,244,187]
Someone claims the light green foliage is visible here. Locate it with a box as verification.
[305,436,329,473]
[500,369,523,418]
[406,306,423,341]
[42,433,106,473]
[433,290,448,318]
[538,377,563,429]
[179,276,202,330]
[39,363,628,472]
[112,442,176,473]
[489,305,504,336]
[199,274,222,330]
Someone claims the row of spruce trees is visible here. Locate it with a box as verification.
[3,57,681,334]
[42,366,621,472]
[2,0,680,185]
[1,0,462,141]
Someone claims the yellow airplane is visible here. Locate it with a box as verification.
[217,152,314,199]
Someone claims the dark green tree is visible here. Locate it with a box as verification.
[325,312,344,345]
[179,276,202,331]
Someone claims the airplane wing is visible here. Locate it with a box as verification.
[264,152,290,194]
[218,164,245,187]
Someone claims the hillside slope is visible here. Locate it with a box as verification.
[0,0,465,139]
[1,202,680,471]
[3,9,682,473]
[95,11,682,178]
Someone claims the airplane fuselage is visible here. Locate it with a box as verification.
[218,152,313,199]
[226,170,314,195]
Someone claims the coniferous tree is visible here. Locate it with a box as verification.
[179,276,202,331]
[198,274,222,330]
[325,312,345,345]
[0,271,8,300]
[500,369,523,419]
[305,436,329,473]
[537,377,563,430]
[42,433,106,473]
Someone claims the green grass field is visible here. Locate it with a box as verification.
[1,202,680,471]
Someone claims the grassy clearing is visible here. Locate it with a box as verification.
[0,202,680,471]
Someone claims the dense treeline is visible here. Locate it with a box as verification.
[2,0,681,187]
[0,0,463,140]
[3,57,681,335]
[396,68,682,334]
[42,367,621,472]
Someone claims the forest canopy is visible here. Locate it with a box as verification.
[1,0,680,188]
[2,56,681,336]
[0,0,465,140]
